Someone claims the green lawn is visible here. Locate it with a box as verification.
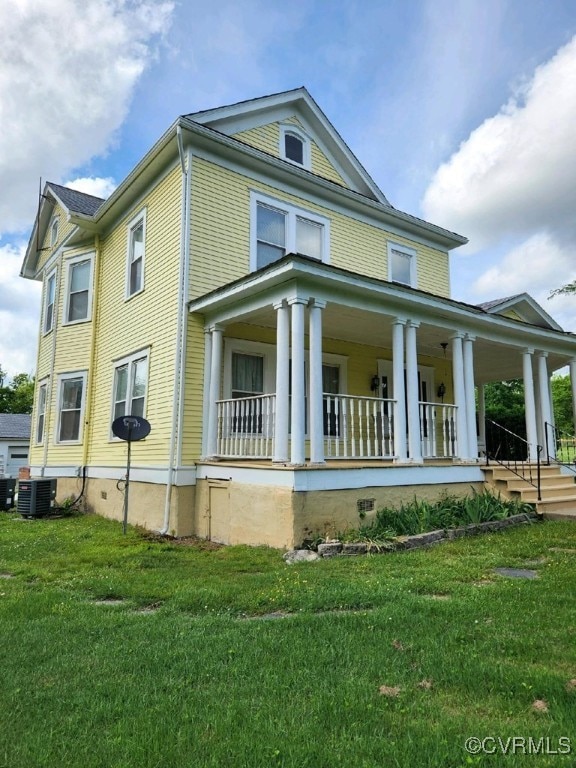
[1,512,576,767]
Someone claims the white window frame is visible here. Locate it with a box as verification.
[125,209,146,299]
[50,217,59,246]
[223,339,276,401]
[250,191,330,272]
[109,348,150,440]
[279,124,311,169]
[36,380,48,445]
[62,253,94,326]
[388,242,417,288]
[55,371,87,444]
[43,268,57,334]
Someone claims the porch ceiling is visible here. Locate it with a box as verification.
[227,302,572,384]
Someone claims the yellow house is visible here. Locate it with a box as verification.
[21,88,576,547]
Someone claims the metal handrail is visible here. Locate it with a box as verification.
[484,418,541,501]
[544,421,576,475]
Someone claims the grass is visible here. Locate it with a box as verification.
[1,512,576,767]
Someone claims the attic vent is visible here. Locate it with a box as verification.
[357,498,375,515]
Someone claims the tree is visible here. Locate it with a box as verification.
[0,369,35,414]
[549,282,576,298]
[551,375,573,435]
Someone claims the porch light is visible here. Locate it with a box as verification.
[370,374,380,392]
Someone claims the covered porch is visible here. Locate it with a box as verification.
[190,256,576,468]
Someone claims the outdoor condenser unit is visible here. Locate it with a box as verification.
[17,478,57,518]
[0,478,16,511]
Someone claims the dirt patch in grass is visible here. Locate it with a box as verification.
[138,529,223,550]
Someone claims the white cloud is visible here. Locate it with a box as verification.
[64,176,117,199]
[422,35,576,252]
[0,0,174,236]
[0,242,41,376]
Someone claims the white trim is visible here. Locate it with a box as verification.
[125,208,147,299]
[62,252,95,326]
[109,347,150,440]
[250,190,331,272]
[28,464,198,485]
[55,370,88,444]
[35,378,49,446]
[42,267,57,335]
[279,123,311,170]
[388,241,417,288]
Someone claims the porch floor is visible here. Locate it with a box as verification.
[200,457,462,470]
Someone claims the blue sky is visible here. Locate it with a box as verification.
[2,0,576,378]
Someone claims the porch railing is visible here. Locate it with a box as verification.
[419,402,458,458]
[324,394,396,459]
[484,417,541,499]
[217,394,276,458]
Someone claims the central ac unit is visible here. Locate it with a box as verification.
[17,478,57,518]
[0,478,16,511]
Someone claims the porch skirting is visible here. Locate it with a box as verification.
[38,462,484,548]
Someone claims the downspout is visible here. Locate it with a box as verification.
[81,234,102,481]
[161,125,190,534]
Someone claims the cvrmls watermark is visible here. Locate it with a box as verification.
[465,736,571,755]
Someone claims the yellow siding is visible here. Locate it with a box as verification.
[36,202,77,273]
[309,142,347,185]
[501,309,523,321]
[87,164,182,467]
[180,315,206,463]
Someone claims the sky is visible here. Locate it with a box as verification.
[2,0,576,379]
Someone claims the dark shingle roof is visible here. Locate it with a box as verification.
[0,414,31,440]
[47,182,106,216]
[477,295,522,311]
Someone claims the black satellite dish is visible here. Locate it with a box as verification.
[112,415,152,534]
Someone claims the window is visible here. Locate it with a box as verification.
[126,211,146,297]
[50,217,59,246]
[279,124,310,169]
[56,373,86,443]
[112,351,149,430]
[36,382,48,444]
[289,356,347,436]
[231,352,264,433]
[43,270,56,333]
[251,192,330,271]
[388,243,417,287]
[64,254,93,324]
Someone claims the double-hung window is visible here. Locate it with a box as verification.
[231,352,264,434]
[44,270,56,333]
[126,211,146,297]
[388,242,417,287]
[56,372,86,443]
[112,351,149,429]
[251,192,329,271]
[64,254,93,324]
[36,382,48,444]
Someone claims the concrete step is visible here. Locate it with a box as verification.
[535,496,576,515]
[541,509,576,521]
[520,485,576,502]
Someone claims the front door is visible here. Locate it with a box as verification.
[377,360,435,456]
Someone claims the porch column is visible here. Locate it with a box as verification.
[451,333,469,460]
[477,383,486,454]
[463,334,478,459]
[570,359,576,434]
[537,352,553,458]
[206,325,224,458]
[274,301,290,463]
[392,318,407,460]
[289,297,307,465]
[405,320,422,463]
[309,299,326,464]
[201,328,213,458]
[522,348,539,461]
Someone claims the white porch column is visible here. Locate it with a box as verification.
[463,334,478,459]
[206,325,224,458]
[537,352,553,458]
[273,301,290,463]
[392,318,407,460]
[522,348,539,461]
[309,299,326,464]
[289,297,307,465]
[405,320,422,463]
[570,359,576,435]
[477,383,486,453]
[451,333,469,460]
[201,328,212,458]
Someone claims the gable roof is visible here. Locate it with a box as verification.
[185,87,390,205]
[0,414,31,440]
[477,293,562,331]
[46,182,106,217]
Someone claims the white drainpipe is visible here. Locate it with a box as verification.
[161,125,190,534]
